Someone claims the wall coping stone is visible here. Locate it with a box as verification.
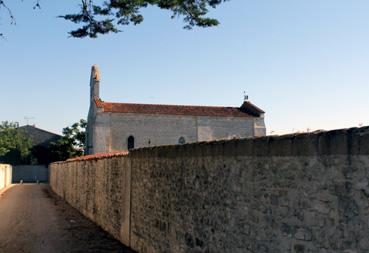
[51,126,369,166]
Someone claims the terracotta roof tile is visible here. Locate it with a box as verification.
[94,98,264,118]
[240,101,265,116]
[66,151,129,162]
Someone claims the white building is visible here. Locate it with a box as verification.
[86,65,266,154]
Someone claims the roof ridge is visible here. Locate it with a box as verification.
[100,100,239,109]
[93,98,263,118]
[18,125,62,137]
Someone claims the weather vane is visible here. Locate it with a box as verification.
[243,91,249,101]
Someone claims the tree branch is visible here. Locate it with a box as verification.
[0,0,229,39]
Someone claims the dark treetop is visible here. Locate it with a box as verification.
[0,0,229,38]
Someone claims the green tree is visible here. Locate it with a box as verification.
[0,0,229,38]
[0,121,33,165]
[50,119,87,161]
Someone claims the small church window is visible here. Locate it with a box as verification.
[178,137,186,145]
[127,136,135,150]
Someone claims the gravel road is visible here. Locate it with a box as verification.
[0,184,135,253]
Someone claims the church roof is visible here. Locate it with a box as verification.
[94,98,264,118]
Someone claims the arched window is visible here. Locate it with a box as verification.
[127,136,135,150]
[178,136,186,145]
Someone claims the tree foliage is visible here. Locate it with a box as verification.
[0,0,229,38]
[50,119,87,161]
[0,121,33,165]
[0,120,87,165]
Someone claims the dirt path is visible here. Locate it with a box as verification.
[0,184,135,253]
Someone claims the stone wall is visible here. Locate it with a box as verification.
[12,165,49,183]
[50,156,131,245]
[50,126,369,253]
[0,164,12,191]
[89,111,263,154]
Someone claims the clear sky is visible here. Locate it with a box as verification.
[1,0,368,135]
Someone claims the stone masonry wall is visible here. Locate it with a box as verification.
[50,156,131,245]
[0,164,12,191]
[90,111,260,154]
[50,126,369,253]
[12,165,49,183]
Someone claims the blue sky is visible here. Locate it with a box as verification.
[1,0,368,134]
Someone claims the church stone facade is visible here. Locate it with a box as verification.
[86,65,266,154]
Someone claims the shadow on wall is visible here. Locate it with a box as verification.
[50,126,369,253]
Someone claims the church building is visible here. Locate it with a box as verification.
[86,65,266,154]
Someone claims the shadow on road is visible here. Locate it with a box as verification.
[0,184,136,253]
